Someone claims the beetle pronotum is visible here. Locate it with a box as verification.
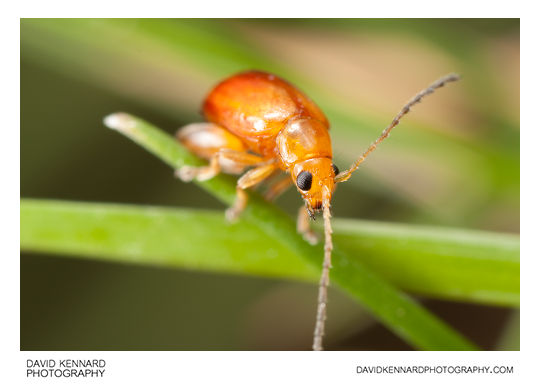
[175,71,460,351]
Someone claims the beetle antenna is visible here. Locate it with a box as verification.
[313,186,333,351]
[335,73,461,183]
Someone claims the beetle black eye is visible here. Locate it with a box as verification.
[296,171,312,191]
[332,164,339,176]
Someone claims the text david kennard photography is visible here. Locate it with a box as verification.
[26,359,106,378]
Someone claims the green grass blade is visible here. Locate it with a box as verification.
[21,199,519,308]
[331,219,519,307]
[21,199,316,281]
[98,113,477,350]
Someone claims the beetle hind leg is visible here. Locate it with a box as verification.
[175,122,262,182]
[176,156,219,182]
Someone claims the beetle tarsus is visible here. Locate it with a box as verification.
[225,207,239,223]
[175,166,197,182]
[297,206,319,245]
[303,231,319,245]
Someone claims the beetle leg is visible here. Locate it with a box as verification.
[176,154,219,182]
[176,122,264,181]
[225,162,278,222]
[264,176,293,201]
[176,149,264,182]
[177,149,263,182]
[297,206,319,245]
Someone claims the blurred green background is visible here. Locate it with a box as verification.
[20,19,519,350]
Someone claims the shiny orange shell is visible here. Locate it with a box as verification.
[203,71,330,157]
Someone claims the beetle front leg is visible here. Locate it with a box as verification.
[225,162,277,222]
[297,206,319,245]
[264,176,292,201]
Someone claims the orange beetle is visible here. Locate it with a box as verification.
[175,70,460,351]
[177,71,336,222]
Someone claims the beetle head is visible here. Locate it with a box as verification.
[291,158,338,217]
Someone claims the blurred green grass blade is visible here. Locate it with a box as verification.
[20,199,519,307]
[102,113,478,350]
[331,219,519,307]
